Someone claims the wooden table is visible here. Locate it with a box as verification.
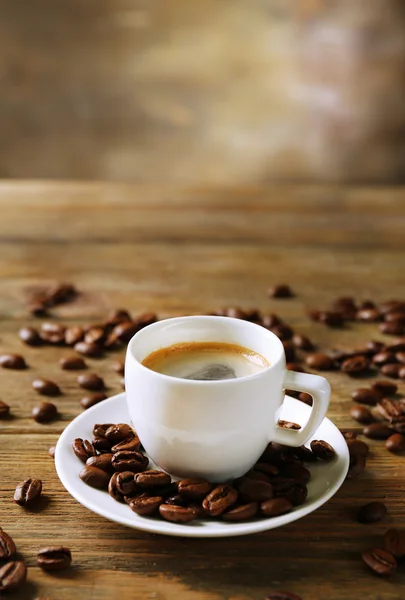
[0,182,404,600]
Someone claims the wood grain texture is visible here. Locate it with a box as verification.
[0,182,404,600]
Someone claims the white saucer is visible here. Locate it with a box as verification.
[55,393,349,538]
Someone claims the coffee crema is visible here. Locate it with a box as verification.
[141,341,269,380]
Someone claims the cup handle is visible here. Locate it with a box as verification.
[271,370,331,446]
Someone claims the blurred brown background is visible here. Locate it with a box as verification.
[1,0,404,183]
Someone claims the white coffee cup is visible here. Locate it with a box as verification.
[125,316,331,481]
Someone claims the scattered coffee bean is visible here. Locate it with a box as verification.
[347,439,369,458]
[385,433,405,453]
[297,392,313,406]
[28,301,48,317]
[357,501,387,524]
[376,398,403,421]
[65,326,84,346]
[72,438,97,463]
[40,322,66,344]
[380,321,404,336]
[60,356,87,370]
[93,423,114,438]
[310,440,336,460]
[48,446,56,459]
[37,546,72,571]
[384,528,405,558]
[86,453,113,473]
[387,337,405,352]
[261,497,293,517]
[305,353,334,371]
[366,340,385,353]
[136,470,171,489]
[129,494,163,516]
[133,312,157,330]
[0,561,27,592]
[347,454,366,479]
[46,282,77,306]
[19,326,42,346]
[111,435,141,453]
[80,392,107,410]
[84,327,105,345]
[0,400,10,418]
[395,351,405,364]
[292,334,314,351]
[282,341,296,362]
[32,379,60,397]
[373,351,397,366]
[363,423,393,440]
[372,380,398,396]
[105,424,133,444]
[111,450,149,473]
[341,430,358,440]
[271,324,293,341]
[159,504,197,523]
[106,308,132,325]
[292,446,316,463]
[350,405,374,425]
[362,548,397,577]
[202,485,238,516]
[74,341,103,358]
[77,373,105,391]
[0,528,16,559]
[357,308,381,322]
[108,321,139,345]
[380,363,402,379]
[32,402,58,423]
[307,309,321,321]
[278,420,301,430]
[265,593,302,600]
[351,388,381,406]
[14,478,42,506]
[380,300,405,314]
[341,355,370,375]
[268,284,294,299]
[0,354,27,370]
[399,365,405,380]
[261,314,282,328]
[286,362,306,372]
[319,311,343,327]
[224,307,246,319]
[111,360,125,375]
[79,465,110,489]
[222,502,259,521]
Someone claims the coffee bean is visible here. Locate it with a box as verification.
[129,494,163,516]
[0,561,27,592]
[106,308,132,326]
[310,440,336,460]
[37,546,72,571]
[79,465,110,489]
[111,435,141,453]
[159,504,197,523]
[224,307,246,319]
[351,388,381,406]
[84,327,106,346]
[282,341,296,362]
[48,446,55,458]
[261,314,282,328]
[168,479,208,501]
[222,502,259,521]
[134,312,157,330]
[379,321,404,336]
[265,593,302,600]
[399,365,405,380]
[395,351,405,364]
[362,548,396,576]
[347,439,369,458]
[350,405,374,425]
[80,392,107,410]
[386,433,405,453]
[111,360,125,375]
[305,353,334,371]
[278,420,301,430]
[237,479,274,503]
[297,392,313,406]
[366,340,385,353]
[363,423,392,440]
[292,334,314,351]
[242,470,271,484]
[93,423,114,438]
[372,380,398,396]
[385,311,405,324]
[109,472,136,502]
[347,454,366,479]
[271,324,293,341]
[357,501,387,524]
[32,379,61,396]
[105,424,133,444]
[0,354,27,370]
[60,356,87,370]
[280,464,311,484]
[292,446,316,463]
[19,326,42,346]
[40,322,66,344]
[380,363,402,379]
[46,282,77,306]
[86,453,113,473]
[109,321,139,345]
[136,470,171,489]
[341,430,358,440]
[307,309,321,321]
[108,472,125,502]
[32,402,58,423]
[380,300,405,314]
[0,400,10,418]
[341,355,370,375]
[111,450,149,473]
[28,301,48,316]
[373,351,397,366]
[261,497,293,517]
[384,528,405,558]
[74,341,103,358]
[202,485,238,516]
[357,308,381,322]
[72,438,97,463]
[319,311,343,327]
[376,398,403,421]
[92,438,111,453]
[286,362,306,373]
[14,478,42,506]
[0,528,16,559]
[268,284,294,299]
[284,484,307,506]
[77,373,105,391]
[64,326,85,346]
[387,337,405,352]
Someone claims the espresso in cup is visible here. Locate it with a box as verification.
[142,341,269,380]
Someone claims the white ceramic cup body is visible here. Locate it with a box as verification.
[125,316,330,481]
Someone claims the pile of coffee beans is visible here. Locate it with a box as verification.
[74,421,336,524]
[26,282,78,317]
[0,527,71,593]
